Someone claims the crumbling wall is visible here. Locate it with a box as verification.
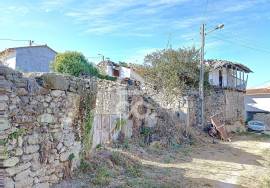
[0,65,97,188]
[140,84,190,126]
[127,84,192,145]
[92,80,132,148]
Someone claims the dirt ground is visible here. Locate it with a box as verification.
[53,133,270,188]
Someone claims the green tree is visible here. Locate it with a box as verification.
[51,51,99,77]
[142,47,203,97]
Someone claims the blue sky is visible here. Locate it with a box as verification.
[0,0,270,88]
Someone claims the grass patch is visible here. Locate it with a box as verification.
[92,166,112,186]
[110,151,142,177]
[79,148,142,187]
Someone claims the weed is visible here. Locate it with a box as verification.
[68,153,75,161]
[111,151,122,166]
[79,160,92,172]
[8,128,26,140]
[138,139,146,147]
[96,144,102,149]
[126,165,141,177]
[123,139,130,149]
[180,146,192,156]
[163,156,172,163]
[92,166,112,186]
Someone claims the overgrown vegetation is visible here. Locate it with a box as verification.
[79,149,142,186]
[81,94,95,157]
[51,51,116,81]
[136,47,210,98]
[51,51,99,77]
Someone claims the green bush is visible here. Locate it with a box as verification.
[51,51,99,77]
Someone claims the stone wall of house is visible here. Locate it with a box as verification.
[140,84,190,125]
[190,88,245,126]
[0,65,97,188]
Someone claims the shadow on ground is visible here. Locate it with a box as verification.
[52,133,270,188]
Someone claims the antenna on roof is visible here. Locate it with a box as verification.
[29,40,34,46]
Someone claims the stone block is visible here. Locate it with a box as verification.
[3,157,19,167]
[51,90,65,98]
[14,169,31,182]
[15,148,23,156]
[0,95,9,101]
[17,88,28,96]
[0,102,7,111]
[14,176,33,188]
[37,113,55,124]
[0,79,12,92]
[4,177,15,188]
[33,183,49,188]
[59,151,71,162]
[0,118,10,131]
[24,145,40,154]
[28,134,39,145]
[40,73,70,91]
[6,162,31,176]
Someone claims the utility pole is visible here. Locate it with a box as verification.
[198,23,224,128]
[29,40,34,46]
[199,24,205,128]
[98,53,105,61]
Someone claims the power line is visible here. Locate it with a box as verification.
[252,80,270,87]
[211,34,270,54]
[0,38,30,42]
[219,30,269,50]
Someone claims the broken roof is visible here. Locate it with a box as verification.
[206,59,253,73]
[97,60,119,67]
[0,45,57,56]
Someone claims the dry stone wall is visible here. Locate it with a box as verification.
[190,88,245,126]
[0,64,247,187]
[0,65,97,188]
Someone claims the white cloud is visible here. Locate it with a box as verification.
[64,0,191,35]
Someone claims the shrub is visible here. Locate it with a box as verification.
[51,51,99,77]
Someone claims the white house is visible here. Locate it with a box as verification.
[245,87,270,129]
[206,60,253,91]
[0,45,57,72]
[97,60,144,83]
[245,87,270,113]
